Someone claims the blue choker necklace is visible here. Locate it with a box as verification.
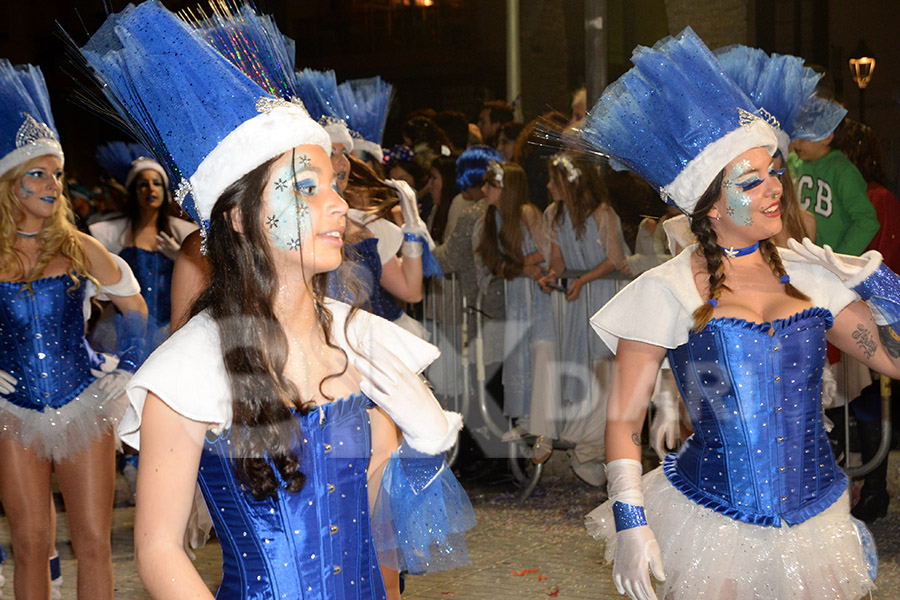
[719,241,759,258]
[17,229,39,238]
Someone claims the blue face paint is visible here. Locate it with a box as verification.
[723,160,754,227]
[20,168,61,204]
[266,153,314,251]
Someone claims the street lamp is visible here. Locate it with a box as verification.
[848,40,876,123]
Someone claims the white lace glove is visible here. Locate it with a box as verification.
[155,231,182,262]
[784,238,881,288]
[0,370,16,396]
[90,368,131,405]
[607,459,665,600]
[649,371,679,460]
[386,178,436,251]
[350,340,462,454]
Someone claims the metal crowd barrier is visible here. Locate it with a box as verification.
[416,268,893,500]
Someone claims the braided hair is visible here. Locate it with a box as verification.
[690,170,809,332]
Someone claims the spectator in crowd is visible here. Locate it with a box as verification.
[477,99,515,147]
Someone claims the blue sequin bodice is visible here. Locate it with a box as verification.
[327,237,403,322]
[665,307,845,527]
[0,275,95,411]
[197,393,387,600]
[118,247,173,326]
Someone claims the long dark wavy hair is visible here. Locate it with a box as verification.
[689,170,809,332]
[123,169,177,240]
[190,153,352,501]
[428,154,461,244]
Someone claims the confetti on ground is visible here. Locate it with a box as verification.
[511,568,540,576]
[548,587,560,596]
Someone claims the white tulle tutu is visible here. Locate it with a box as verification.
[586,466,876,600]
[0,377,128,462]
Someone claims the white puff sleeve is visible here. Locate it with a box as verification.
[121,312,232,449]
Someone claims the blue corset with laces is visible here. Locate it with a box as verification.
[197,393,387,600]
[118,247,173,326]
[0,275,95,411]
[665,307,846,527]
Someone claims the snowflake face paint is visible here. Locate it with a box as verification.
[723,159,754,227]
[266,152,316,251]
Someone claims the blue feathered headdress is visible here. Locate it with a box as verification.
[579,27,777,214]
[338,76,393,162]
[715,45,821,155]
[76,1,328,237]
[296,68,354,151]
[95,141,154,185]
[792,97,848,142]
[0,60,63,176]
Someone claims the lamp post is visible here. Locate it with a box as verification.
[848,40,876,124]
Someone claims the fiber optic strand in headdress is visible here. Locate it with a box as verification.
[0,60,64,178]
[296,69,354,153]
[714,45,821,157]
[73,0,328,252]
[578,26,777,216]
[182,0,297,101]
[338,76,393,164]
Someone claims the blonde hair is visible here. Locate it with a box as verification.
[0,156,92,291]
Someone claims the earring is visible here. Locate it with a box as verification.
[713,214,721,221]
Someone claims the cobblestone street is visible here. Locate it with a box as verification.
[4,454,900,599]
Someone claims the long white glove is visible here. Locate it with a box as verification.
[350,340,462,455]
[386,179,435,251]
[90,368,131,406]
[155,231,182,262]
[607,459,665,600]
[0,370,16,396]
[784,238,881,288]
[649,370,679,460]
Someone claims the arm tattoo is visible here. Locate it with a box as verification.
[631,432,641,447]
[878,325,900,358]
[852,324,877,359]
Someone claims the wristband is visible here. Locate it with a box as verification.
[612,501,648,531]
[402,232,444,278]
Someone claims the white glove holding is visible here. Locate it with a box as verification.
[649,371,680,460]
[350,340,462,454]
[90,368,131,405]
[0,370,16,396]
[784,238,881,288]
[607,459,665,600]
[155,231,182,262]
[386,178,436,251]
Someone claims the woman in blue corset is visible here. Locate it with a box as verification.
[0,59,147,599]
[581,29,889,600]
[89,156,197,338]
[79,4,472,598]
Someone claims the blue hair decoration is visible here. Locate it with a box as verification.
[455,145,504,192]
[780,274,791,284]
